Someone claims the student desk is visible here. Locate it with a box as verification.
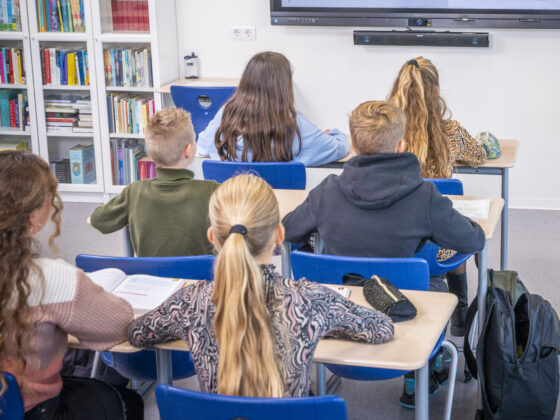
[315,140,518,271]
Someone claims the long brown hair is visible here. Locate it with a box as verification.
[215,51,301,162]
[389,57,451,178]
[0,151,62,392]
[208,174,284,397]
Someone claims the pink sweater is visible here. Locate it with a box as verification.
[3,258,133,412]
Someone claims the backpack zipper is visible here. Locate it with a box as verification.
[373,275,399,302]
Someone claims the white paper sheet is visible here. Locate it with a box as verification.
[325,285,351,298]
[111,275,185,311]
[88,268,127,292]
[452,199,491,219]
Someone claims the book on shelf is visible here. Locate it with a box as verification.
[41,47,89,86]
[69,143,95,184]
[50,157,71,183]
[0,140,26,150]
[106,92,154,135]
[110,138,155,185]
[108,0,149,32]
[88,268,185,312]
[45,95,92,133]
[36,0,85,33]
[0,0,21,31]
[0,89,27,130]
[103,48,152,88]
[0,47,25,84]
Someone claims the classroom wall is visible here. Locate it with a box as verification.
[176,0,560,210]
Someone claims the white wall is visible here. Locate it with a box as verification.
[176,0,560,209]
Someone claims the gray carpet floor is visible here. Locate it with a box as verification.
[36,205,560,419]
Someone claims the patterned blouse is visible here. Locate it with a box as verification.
[127,265,394,397]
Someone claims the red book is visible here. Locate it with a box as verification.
[44,49,51,84]
[138,159,146,180]
[9,100,16,127]
[126,1,132,31]
[7,50,13,83]
[133,1,139,31]
[111,1,119,31]
[143,1,149,31]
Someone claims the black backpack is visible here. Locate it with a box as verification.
[464,270,560,420]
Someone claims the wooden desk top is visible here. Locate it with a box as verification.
[157,77,239,94]
[333,140,519,169]
[133,288,456,371]
[274,189,503,241]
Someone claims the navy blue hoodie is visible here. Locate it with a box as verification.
[283,153,485,257]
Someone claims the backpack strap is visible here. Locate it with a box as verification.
[463,295,479,379]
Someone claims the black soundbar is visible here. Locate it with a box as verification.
[354,30,489,48]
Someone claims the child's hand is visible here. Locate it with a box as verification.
[323,129,331,134]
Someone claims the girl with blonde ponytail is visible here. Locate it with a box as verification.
[129,174,394,397]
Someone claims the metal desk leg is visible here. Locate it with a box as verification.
[281,242,292,279]
[477,243,488,413]
[122,226,134,257]
[415,363,429,420]
[500,168,509,270]
[316,363,327,396]
[156,349,173,385]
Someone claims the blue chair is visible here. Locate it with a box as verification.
[202,160,306,190]
[155,385,347,420]
[170,86,236,137]
[290,251,458,420]
[0,372,24,420]
[417,178,472,276]
[75,254,215,383]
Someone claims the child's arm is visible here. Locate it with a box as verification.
[295,113,350,166]
[447,120,487,167]
[282,189,320,245]
[196,107,224,159]
[428,185,486,254]
[127,283,198,347]
[90,189,129,234]
[305,281,394,344]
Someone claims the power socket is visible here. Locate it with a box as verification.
[229,26,256,41]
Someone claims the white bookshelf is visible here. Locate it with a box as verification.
[27,0,105,195]
[0,0,39,155]
[91,0,179,195]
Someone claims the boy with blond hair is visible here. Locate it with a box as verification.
[91,108,218,257]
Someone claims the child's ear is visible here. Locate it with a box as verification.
[185,143,195,159]
[207,227,216,247]
[395,140,406,153]
[276,224,285,245]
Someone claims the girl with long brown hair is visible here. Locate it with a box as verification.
[0,151,142,419]
[388,58,486,332]
[197,51,350,166]
[128,174,393,397]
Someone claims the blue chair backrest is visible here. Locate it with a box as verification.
[202,160,306,190]
[423,178,464,195]
[290,251,429,291]
[170,86,237,137]
[0,372,24,420]
[75,254,215,280]
[155,385,347,420]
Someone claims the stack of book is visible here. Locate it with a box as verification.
[41,47,89,86]
[0,0,21,31]
[73,99,92,133]
[110,0,149,32]
[0,47,25,84]
[36,0,85,32]
[110,138,155,185]
[103,48,152,88]
[50,158,71,183]
[106,93,155,135]
[0,89,27,130]
[0,140,27,151]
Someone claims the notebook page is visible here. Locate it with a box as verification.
[452,199,490,219]
[111,275,185,311]
[325,285,351,299]
[88,268,127,292]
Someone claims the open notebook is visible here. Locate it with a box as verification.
[451,199,490,219]
[88,268,185,312]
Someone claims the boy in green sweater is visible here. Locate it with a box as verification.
[90,108,219,257]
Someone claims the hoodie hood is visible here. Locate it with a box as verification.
[337,153,424,210]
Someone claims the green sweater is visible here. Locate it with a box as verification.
[90,168,219,257]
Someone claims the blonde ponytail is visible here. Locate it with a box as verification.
[389,57,451,178]
[209,174,284,397]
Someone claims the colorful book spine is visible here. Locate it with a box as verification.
[104,47,152,87]
[69,144,96,184]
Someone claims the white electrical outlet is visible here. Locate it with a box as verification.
[229,26,256,41]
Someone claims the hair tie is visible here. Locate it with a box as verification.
[229,224,248,236]
[408,59,419,68]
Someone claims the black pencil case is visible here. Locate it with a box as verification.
[363,275,417,322]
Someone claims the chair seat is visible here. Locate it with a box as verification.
[0,372,24,420]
